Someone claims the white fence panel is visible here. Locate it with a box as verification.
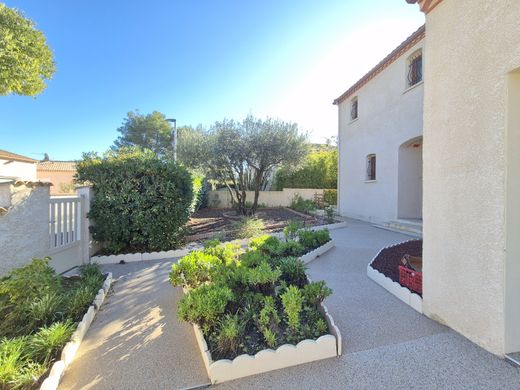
[50,196,81,249]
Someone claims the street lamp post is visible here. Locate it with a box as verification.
[166,118,177,161]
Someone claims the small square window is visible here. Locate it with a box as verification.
[407,51,423,87]
[351,98,358,120]
[366,154,376,181]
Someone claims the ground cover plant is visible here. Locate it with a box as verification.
[0,259,105,389]
[170,229,332,360]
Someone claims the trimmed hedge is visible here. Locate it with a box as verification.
[76,148,193,254]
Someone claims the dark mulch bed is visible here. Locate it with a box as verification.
[187,207,325,237]
[371,239,423,285]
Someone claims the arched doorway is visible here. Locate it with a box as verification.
[397,136,423,220]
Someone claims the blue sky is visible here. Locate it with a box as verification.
[1,1,424,160]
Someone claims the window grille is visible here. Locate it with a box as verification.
[366,155,376,181]
[351,98,358,120]
[407,51,423,87]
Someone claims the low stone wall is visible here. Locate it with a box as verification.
[208,188,324,209]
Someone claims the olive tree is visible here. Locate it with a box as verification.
[185,116,308,215]
[0,4,55,96]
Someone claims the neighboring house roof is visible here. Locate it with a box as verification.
[0,149,38,163]
[405,0,443,14]
[333,24,426,105]
[37,161,77,171]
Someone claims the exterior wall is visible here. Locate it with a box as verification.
[0,184,50,276]
[337,39,424,224]
[37,170,76,195]
[208,188,323,209]
[422,0,520,355]
[0,159,37,180]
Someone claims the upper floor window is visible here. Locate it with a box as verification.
[407,50,423,87]
[366,154,376,181]
[350,97,358,120]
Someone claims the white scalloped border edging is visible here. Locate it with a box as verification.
[366,240,423,314]
[39,272,113,390]
[91,248,195,264]
[300,239,335,264]
[185,240,342,384]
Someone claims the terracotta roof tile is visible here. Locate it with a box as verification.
[37,161,77,171]
[0,149,38,163]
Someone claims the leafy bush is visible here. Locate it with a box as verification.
[258,296,280,348]
[239,250,269,268]
[192,174,210,212]
[177,284,234,329]
[213,314,245,358]
[278,241,305,258]
[303,281,332,306]
[76,148,193,254]
[279,257,308,288]
[280,286,304,335]
[283,220,302,241]
[298,229,330,251]
[236,262,281,293]
[290,194,316,214]
[0,337,46,390]
[232,217,265,239]
[251,236,282,257]
[169,251,222,289]
[65,285,96,321]
[29,321,75,364]
[323,189,337,206]
[24,292,64,329]
[324,206,335,223]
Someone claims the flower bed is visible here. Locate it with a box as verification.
[0,259,111,390]
[170,229,341,384]
[367,239,423,313]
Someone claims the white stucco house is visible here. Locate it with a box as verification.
[334,26,425,231]
[336,0,520,360]
[0,149,38,181]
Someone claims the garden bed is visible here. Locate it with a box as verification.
[367,240,423,313]
[0,259,112,390]
[186,207,329,242]
[170,230,341,384]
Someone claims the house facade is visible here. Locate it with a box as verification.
[37,160,77,195]
[334,26,425,226]
[0,149,38,181]
[336,0,520,358]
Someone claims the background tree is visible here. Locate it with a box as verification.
[0,3,55,96]
[274,146,338,190]
[183,115,308,215]
[113,111,174,157]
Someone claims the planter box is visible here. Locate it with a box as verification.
[367,241,423,314]
[185,239,342,384]
[300,239,335,264]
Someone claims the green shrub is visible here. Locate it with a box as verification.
[24,292,64,329]
[279,257,307,288]
[65,285,96,321]
[324,206,335,223]
[240,262,281,292]
[177,284,234,329]
[298,229,330,251]
[203,242,239,265]
[289,194,316,214]
[29,321,75,364]
[169,251,221,289]
[78,263,103,279]
[192,174,210,212]
[303,281,332,306]
[76,148,193,254]
[0,336,46,390]
[0,258,61,305]
[283,220,302,241]
[214,314,245,357]
[239,250,269,268]
[278,241,305,257]
[249,235,272,250]
[258,296,280,348]
[280,286,303,334]
[232,217,265,239]
[252,236,283,257]
[323,189,337,206]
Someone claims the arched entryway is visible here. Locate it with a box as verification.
[397,136,423,220]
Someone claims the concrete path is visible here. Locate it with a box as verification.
[59,259,210,390]
[217,220,520,389]
[60,220,520,389]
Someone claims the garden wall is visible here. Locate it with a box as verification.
[208,188,324,208]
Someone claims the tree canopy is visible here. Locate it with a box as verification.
[113,111,175,157]
[181,115,308,215]
[0,3,55,96]
[274,148,338,190]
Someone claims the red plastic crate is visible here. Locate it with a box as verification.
[399,265,422,295]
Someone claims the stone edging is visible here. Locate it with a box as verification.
[40,273,113,390]
[184,239,342,384]
[366,240,423,313]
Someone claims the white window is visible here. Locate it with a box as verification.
[366,154,376,181]
[407,50,423,87]
[350,97,358,120]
